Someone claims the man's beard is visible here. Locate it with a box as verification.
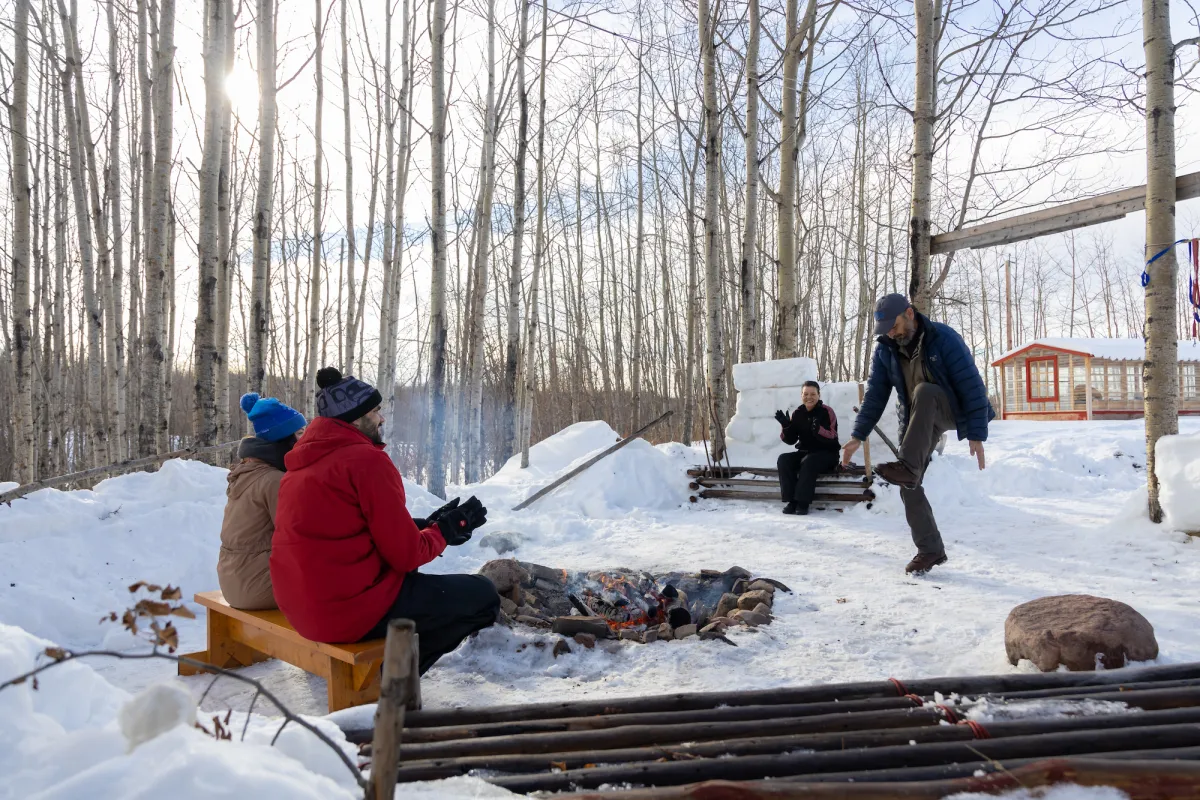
[358,418,385,445]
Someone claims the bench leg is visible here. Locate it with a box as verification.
[327,658,383,712]
[177,609,270,676]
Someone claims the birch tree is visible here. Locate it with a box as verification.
[700,0,727,459]
[341,0,358,374]
[504,0,530,461]
[249,0,276,395]
[774,0,801,358]
[739,0,760,365]
[428,0,450,494]
[305,0,326,418]
[106,0,127,455]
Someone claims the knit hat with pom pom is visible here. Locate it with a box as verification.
[239,393,306,442]
[315,367,383,423]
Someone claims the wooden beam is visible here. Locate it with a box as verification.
[930,171,1200,255]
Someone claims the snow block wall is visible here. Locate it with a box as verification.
[724,358,901,468]
[1156,433,1200,533]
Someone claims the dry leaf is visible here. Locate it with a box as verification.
[128,581,147,593]
[836,598,848,604]
[134,599,173,617]
[160,585,182,601]
[44,646,68,661]
[32,676,38,690]
[122,609,140,635]
[171,605,197,619]
[550,761,567,772]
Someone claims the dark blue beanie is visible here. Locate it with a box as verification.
[315,367,383,423]
[239,393,306,442]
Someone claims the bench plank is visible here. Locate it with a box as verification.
[192,590,384,665]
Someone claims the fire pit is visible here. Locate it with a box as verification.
[478,560,790,646]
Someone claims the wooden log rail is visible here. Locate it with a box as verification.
[345,662,1200,794]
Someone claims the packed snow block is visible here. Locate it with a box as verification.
[731,357,818,391]
[818,381,900,460]
[1156,433,1200,533]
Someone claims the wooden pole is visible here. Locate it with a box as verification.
[1005,256,1014,352]
[369,619,416,800]
[1,440,240,504]
[511,410,673,511]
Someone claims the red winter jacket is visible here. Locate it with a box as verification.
[270,417,447,642]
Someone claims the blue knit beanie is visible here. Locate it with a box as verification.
[239,393,306,442]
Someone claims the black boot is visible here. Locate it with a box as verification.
[796,504,809,516]
[783,501,800,515]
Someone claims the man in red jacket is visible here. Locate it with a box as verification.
[271,367,498,675]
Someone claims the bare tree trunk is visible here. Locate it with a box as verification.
[504,0,529,462]
[518,0,549,468]
[193,0,228,447]
[305,0,325,417]
[249,0,275,395]
[632,34,645,426]
[377,4,397,402]
[7,0,35,482]
[739,0,760,365]
[908,0,936,311]
[464,0,497,483]
[428,0,450,494]
[1142,0,1179,523]
[141,0,175,456]
[130,0,154,432]
[106,0,127,457]
[700,0,727,459]
[215,0,235,439]
[774,0,801,358]
[341,0,357,375]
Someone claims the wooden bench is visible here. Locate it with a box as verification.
[178,591,397,712]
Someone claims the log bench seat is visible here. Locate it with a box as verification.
[178,590,389,712]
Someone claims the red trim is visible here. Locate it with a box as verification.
[1025,356,1059,403]
[992,342,1096,366]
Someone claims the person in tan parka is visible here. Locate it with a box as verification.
[217,393,306,610]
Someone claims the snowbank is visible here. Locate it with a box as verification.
[456,421,689,518]
[0,623,361,800]
[724,358,898,467]
[1155,432,1200,533]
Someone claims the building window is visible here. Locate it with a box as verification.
[1183,364,1197,400]
[1026,356,1059,403]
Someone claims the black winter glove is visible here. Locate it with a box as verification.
[426,497,461,525]
[412,517,428,528]
[436,496,488,546]
[774,409,790,426]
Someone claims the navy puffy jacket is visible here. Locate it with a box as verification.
[850,314,995,443]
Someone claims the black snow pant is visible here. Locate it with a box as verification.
[777,449,840,509]
[897,382,957,558]
[362,571,500,675]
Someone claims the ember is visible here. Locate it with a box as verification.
[477,560,792,645]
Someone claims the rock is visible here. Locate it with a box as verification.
[700,621,727,634]
[731,578,749,595]
[641,628,659,644]
[674,624,698,639]
[1005,594,1158,671]
[478,559,531,594]
[657,622,674,641]
[516,615,551,629]
[553,639,571,658]
[752,603,773,618]
[714,592,740,619]
[700,631,739,647]
[731,609,771,627]
[516,605,544,619]
[551,616,611,639]
[723,566,752,580]
[573,633,597,649]
[478,531,525,555]
[500,597,518,616]
[520,561,566,585]
[751,577,793,594]
[667,606,692,628]
[619,629,641,641]
[747,580,778,595]
[738,590,774,610]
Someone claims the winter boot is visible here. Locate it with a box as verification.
[783,502,801,515]
[905,552,948,575]
[875,461,920,489]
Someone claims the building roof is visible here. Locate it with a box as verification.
[993,338,1200,365]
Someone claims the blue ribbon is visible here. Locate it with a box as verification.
[1142,239,1191,287]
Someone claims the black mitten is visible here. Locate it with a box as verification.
[426,497,461,525]
[774,409,790,426]
[436,496,488,546]
[412,517,429,529]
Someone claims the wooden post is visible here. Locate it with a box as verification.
[1085,356,1093,421]
[857,383,872,477]
[370,619,416,800]
[1005,257,1013,352]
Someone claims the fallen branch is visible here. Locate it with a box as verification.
[512,411,674,511]
[1,440,241,504]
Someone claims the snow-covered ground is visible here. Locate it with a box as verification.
[2,417,1199,798]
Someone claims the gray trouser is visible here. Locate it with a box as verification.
[897,383,956,557]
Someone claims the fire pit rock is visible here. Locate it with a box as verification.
[477,560,792,645]
[1005,594,1158,671]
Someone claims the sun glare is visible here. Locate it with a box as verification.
[224,63,260,113]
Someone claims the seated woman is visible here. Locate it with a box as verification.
[217,393,306,610]
[775,381,841,515]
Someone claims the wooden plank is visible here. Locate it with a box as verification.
[698,489,874,503]
[192,591,384,665]
[930,171,1200,255]
[692,477,868,488]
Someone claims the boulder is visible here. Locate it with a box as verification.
[478,559,531,594]
[573,633,597,649]
[516,614,551,629]
[731,609,771,627]
[619,629,641,641]
[714,592,740,619]
[552,639,571,657]
[738,590,773,610]
[657,622,674,641]
[1005,594,1158,672]
[641,628,659,644]
[478,531,525,555]
[747,580,779,595]
[701,621,728,634]
[500,597,518,616]
[752,602,773,618]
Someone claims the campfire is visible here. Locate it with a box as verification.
[479,560,789,646]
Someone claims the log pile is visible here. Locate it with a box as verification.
[343,662,1200,795]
